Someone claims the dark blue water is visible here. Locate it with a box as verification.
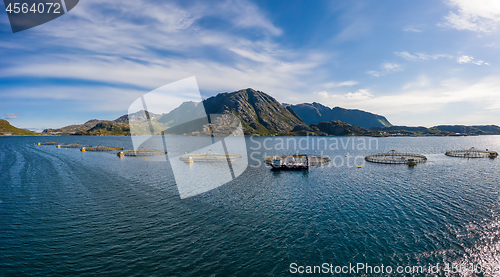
[1,135,500,276]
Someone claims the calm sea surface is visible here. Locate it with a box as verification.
[1,135,500,276]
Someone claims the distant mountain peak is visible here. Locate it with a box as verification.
[200,88,305,135]
[289,102,392,129]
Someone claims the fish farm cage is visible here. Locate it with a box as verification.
[118,148,167,157]
[265,155,331,167]
[365,150,427,164]
[179,150,242,163]
[38,142,67,145]
[57,143,92,148]
[80,145,124,152]
[445,147,498,159]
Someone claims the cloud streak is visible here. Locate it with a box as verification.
[395,51,488,65]
[456,55,488,65]
[323,81,359,88]
[309,76,500,126]
[0,0,328,109]
[439,0,500,32]
[394,51,452,61]
[367,62,403,77]
[3,113,21,119]
[403,25,423,32]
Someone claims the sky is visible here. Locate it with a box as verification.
[1,0,500,130]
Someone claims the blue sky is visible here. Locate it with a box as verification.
[1,0,500,130]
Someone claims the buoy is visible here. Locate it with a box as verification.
[143,158,146,160]
[65,148,67,149]
[406,158,417,166]
[345,155,348,157]
[357,166,362,168]
[37,143,40,145]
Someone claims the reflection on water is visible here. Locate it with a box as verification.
[0,135,499,276]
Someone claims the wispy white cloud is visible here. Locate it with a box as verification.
[316,89,373,103]
[3,113,21,119]
[367,62,403,77]
[403,25,423,32]
[323,81,359,89]
[439,0,500,32]
[395,51,488,65]
[402,75,431,90]
[394,51,452,61]
[456,55,487,65]
[0,0,329,111]
[307,76,500,126]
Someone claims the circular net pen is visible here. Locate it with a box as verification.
[179,150,242,163]
[365,150,427,164]
[445,147,498,158]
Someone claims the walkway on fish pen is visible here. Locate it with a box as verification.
[80,145,124,152]
[180,150,242,163]
[38,142,67,145]
[445,147,498,158]
[365,150,427,164]
[118,147,167,157]
[57,143,92,148]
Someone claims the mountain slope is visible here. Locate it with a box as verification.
[43,119,102,134]
[0,119,37,135]
[281,120,372,136]
[163,88,305,135]
[431,125,500,134]
[371,125,500,135]
[76,120,130,136]
[289,102,392,129]
[44,111,163,136]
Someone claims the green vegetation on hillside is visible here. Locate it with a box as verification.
[74,121,130,136]
[0,119,38,136]
[201,88,305,135]
[371,125,500,135]
[281,120,373,136]
[43,119,102,134]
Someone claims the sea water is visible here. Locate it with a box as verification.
[1,135,500,276]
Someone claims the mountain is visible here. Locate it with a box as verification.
[0,119,37,136]
[288,102,392,129]
[281,120,372,136]
[41,88,498,137]
[431,125,500,134]
[162,88,305,135]
[43,111,164,136]
[158,101,206,127]
[41,89,392,136]
[371,125,500,135]
[43,119,103,134]
[74,111,163,136]
[75,120,130,136]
